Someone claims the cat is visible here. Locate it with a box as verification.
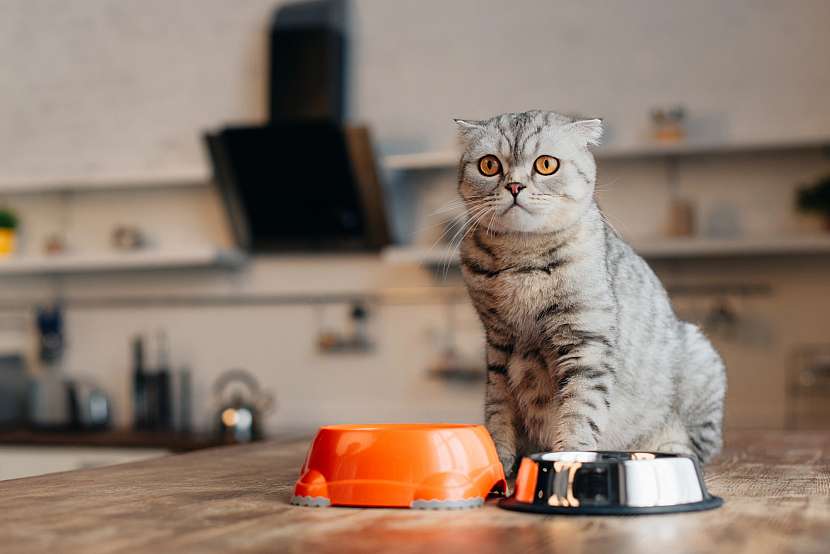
[453,110,726,476]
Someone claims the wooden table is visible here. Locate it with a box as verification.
[0,430,828,553]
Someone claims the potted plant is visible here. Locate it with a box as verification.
[0,207,18,257]
[797,175,830,232]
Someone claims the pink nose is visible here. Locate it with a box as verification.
[506,182,526,197]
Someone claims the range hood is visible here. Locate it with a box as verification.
[205,0,389,252]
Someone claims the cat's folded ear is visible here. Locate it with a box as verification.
[453,118,485,139]
[565,118,604,147]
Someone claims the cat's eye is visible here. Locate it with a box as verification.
[478,155,502,177]
[534,155,560,176]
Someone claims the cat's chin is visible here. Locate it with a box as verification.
[489,210,576,235]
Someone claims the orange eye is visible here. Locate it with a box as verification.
[477,155,502,177]
[534,155,560,176]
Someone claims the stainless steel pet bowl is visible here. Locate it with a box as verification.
[500,451,723,515]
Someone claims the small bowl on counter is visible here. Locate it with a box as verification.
[291,423,506,509]
[500,451,723,515]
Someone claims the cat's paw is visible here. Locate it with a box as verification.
[553,436,598,453]
[499,454,518,478]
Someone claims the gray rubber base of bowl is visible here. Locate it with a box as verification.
[290,495,484,510]
[411,497,484,510]
[290,495,332,507]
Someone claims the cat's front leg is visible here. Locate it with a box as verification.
[541,333,615,452]
[483,341,519,476]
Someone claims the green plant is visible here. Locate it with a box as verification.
[797,175,830,215]
[0,208,17,230]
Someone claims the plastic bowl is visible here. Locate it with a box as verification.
[291,423,506,509]
[500,451,723,515]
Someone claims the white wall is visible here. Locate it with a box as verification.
[1,1,830,434]
[353,0,830,154]
[3,0,829,184]
[0,0,274,185]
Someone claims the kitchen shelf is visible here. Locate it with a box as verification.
[0,247,245,276]
[383,234,830,265]
[632,235,830,258]
[384,151,459,171]
[0,170,210,195]
[383,137,830,171]
[0,429,223,453]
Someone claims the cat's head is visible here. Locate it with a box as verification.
[454,110,602,234]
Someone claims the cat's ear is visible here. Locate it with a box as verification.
[565,118,603,146]
[453,118,485,138]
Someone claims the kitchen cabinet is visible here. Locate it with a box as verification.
[0,446,167,481]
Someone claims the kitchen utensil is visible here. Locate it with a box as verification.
[173,367,192,432]
[36,304,64,364]
[291,423,506,509]
[0,354,29,427]
[28,371,76,430]
[146,331,172,430]
[316,302,374,353]
[111,225,146,251]
[29,303,76,429]
[214,369,273,443]
[500,451,722,515]
[132,332,174,431]
[74,381,112,430]
[131,335,148,429]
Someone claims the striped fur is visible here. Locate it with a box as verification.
[454,111,726,475]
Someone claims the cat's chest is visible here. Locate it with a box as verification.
[470,266,567,334]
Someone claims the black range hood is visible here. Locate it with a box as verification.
[206,121,388,252]
[206,0,389,252]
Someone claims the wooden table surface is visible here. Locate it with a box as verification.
[0,430,828,554]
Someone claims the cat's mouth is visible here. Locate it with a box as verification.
[501,202,531,215]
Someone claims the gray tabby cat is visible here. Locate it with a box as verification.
[454,110,725,475]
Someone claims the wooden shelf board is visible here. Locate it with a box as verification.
[383,235,830,265]
[0,171,210,195]
[0,248,245,276]
[383,138,830,171]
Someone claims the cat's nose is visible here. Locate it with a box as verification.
[505,182,526,198]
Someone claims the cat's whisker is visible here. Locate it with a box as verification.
[416,199,496,242]
[433,205,493,265]
[443,206,492,278]
[429,201,470,216]
[418,208,475,236]
[593,178,618,196]
[439,206,491,278]
[431,198,487,215]
[444,204,492,247]
[431,201,495,244]
[429,217,471,254]
[486,208,498,237]
[427,195,494,220]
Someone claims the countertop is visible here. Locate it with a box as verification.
[0,429,222,452]
[0,430,828,554]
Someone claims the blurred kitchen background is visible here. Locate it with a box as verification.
[1,0,829,479]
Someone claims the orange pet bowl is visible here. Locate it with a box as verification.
[291,423,506,509]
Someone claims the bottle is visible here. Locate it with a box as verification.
[132,336,147,430]
[155,330,172,430]
[174,367,192,433]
